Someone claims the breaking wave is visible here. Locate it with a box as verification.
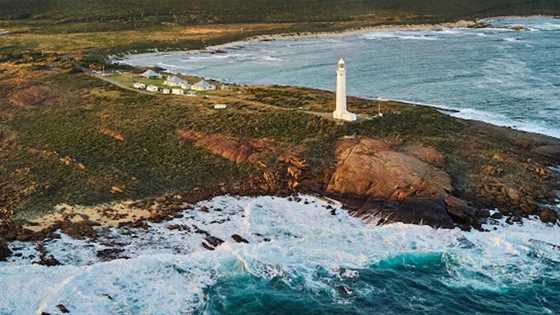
[2,195,560,314]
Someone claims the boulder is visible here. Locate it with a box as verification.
[0,241,12,261]
[538,208,557,224]
[231,234,249,243]
[348,197,455,228]
[444,196,478,224]
[327,138,452,201]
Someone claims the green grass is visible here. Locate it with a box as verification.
[181,110,342,144]
[5,73,255,218]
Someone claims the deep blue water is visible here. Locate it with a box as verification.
[123,17,560,138]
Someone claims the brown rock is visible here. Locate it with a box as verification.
[403,145,445,166]
[0,241,12,261]
[505,187,521,202]
[444,196,477,224]
[56,304,70,314]
[538,208,557,224]
[100,128,125,142]
[327,138,452,201]
[111,186,124,194]
[492,152,507,162]
[231,234,249,243]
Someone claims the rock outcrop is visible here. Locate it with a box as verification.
[327,138,451,200]
[325,138,479,228]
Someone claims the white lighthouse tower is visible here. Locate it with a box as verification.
[333,58,357,122]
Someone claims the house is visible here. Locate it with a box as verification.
[191,80,216,91]
[142,70,162,79]
[213,104,228,110]
[162,88,171,95]
[165,75,189,88]
[171,88,184,95]
[146,85,159,92]
[133,82,146,89]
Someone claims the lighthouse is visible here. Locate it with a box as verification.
[333,58,357,122]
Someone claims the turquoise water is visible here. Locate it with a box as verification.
[122,17,560,138]
[2,195,560,314]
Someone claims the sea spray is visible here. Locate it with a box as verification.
[1,195,560,314]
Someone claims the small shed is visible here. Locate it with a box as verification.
[146,85,159,92]
[165,75,189,88]
[171,88,185,95]
[213,104,228,110]
[191,80,216,91]
[133,82,146,89]
[142,70,162,79]
[162,88,171,95]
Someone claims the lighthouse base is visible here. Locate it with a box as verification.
[333,110,357,122]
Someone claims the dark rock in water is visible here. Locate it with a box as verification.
[41,312,52,315]
[336,285,353,296]
[203,235,225,250]
[56,304,70,314]
[205,236,224,247]
[231,234,249,243]
[538,208,558,224]
[96,248,127,261]
[506,216,523,225]
[38,255,62,266]
[201,242,215,251]
[59,220,98,240]
[490,212,504,220]
[0,241,12,261]
[347,197,455,229]
[444,196,478,224]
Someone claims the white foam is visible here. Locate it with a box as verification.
[361,31,439,41]
[1,195,560,313]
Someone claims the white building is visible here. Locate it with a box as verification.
[191,80,216,91]
[213,104,228,110]
[142,70,162,79]
[162,88,171,94]
[165,76,189,88]
[333,58,357,122]
[171,88,185,95]
[133,82,146,89]
[146,85,159,92]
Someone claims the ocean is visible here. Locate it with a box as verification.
[2,17,560,315]
[2,195,560,314]
[122,17,560,138]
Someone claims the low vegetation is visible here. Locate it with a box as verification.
[1,1,559,226]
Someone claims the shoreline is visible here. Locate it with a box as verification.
[114,15,560,140]
[2,15,560,252]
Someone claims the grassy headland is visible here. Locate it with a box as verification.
[1,1,560,238]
